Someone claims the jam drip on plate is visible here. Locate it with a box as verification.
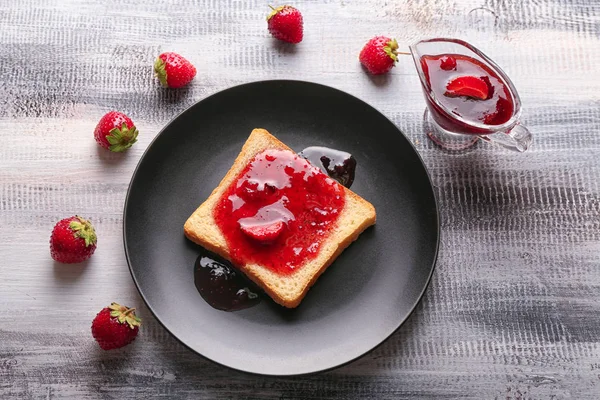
[213,149,346,275]
[194,249,261,311]
[298,146,356,188]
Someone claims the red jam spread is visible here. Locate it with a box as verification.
[213,149,346,275]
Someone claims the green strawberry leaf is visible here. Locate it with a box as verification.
[69,217,97,247]
[106,123,138,152]
[108,303,142,329]
[267,5,285,21]
[154,57,168,88]
[384,38,399,62]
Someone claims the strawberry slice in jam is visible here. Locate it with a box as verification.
[240,220,285,243]
[445,76,490,100]
[213,149,346,275]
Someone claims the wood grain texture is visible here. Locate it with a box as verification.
[1,0,599,398]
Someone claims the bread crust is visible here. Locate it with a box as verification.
[184,129,376,308]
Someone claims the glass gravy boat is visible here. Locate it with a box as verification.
[410,38,532,152]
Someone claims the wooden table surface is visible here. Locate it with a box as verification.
[2,0,599,398]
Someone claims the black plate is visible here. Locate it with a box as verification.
[124,80,439,376]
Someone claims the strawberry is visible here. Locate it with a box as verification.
[241,220,285,242]
[154,52,196,88]
[91,302,141,350]
[94,111,139,152]
[359,36,399,75]
[267,5,303,44]
[439,55,457,71]
[445,76,490,100]
[50,216,97,264]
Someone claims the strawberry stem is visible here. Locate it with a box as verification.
[123,307,136,317]
[266,5,281,21]
[109,303,142,328]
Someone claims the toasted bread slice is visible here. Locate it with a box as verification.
[184,129,376,308]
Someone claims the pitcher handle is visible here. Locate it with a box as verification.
[479,124,532,152]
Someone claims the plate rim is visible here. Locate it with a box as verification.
[123,79,440,376]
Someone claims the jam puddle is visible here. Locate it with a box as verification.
[298,146,356,188]
[194,248,261,311]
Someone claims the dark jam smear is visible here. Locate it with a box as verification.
[298,146,356,188]
[421,54,514,125]
[194,249,261,311]
[213,149,346,275]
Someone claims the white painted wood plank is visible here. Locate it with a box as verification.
[1,0,600,398]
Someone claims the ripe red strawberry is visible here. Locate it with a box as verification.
[267,5,303,44]
[359,36,399,75]
[241,221,285,242]
[91,302,141,350]
[154,52,196,88]
[439,55,457,71]
[50,216,97,263]
[445,76,490,100]
[94,111,139,152]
